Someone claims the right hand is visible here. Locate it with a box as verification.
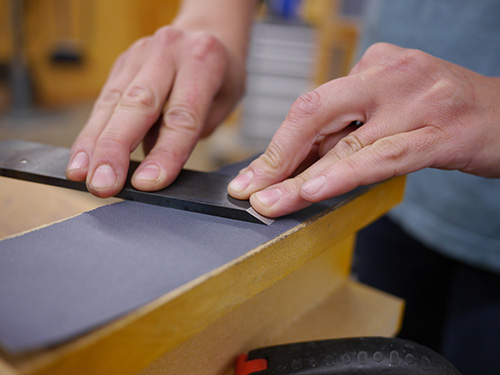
[228,43,500,217]
[66,24,246,197]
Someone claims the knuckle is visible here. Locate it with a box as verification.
[363,42,391,60]
[355,42,397,72]
[189,32,224,62]
[256,144,288,176]
[404,49,431,72]
[120,85,157,111]
[372,137,407,163]
[382,48,430,76]
[154,26,183,45]
[94,133,127,151]
[130,37,150,52]
[288,90,322,120]
[336,133,365,158]
[289,174,308,190]
[163,106,199,134]
[419,126,444,150]
[95,88,122,109]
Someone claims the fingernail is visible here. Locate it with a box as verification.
[255,188,281,207]
[67,151,89,171]
[90,164,117,189]
[228,170,253,192]
[302,175,326,196]
[134,164,161,182]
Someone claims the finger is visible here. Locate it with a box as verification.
[318,121,363,157]
[248,127,443,217]
[238,143,326,217]
[249,176,314,218]
[246,132,357,217]
[249,121,442,217]
[228,77,370,200]
[300,126,446,202]
[289,143,321,177]
[278,121,363,178]
[132,33,227,190]
[248,147,334,217]
[86,29,180,197]
[66,42,147,181]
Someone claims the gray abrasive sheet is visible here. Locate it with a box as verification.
[0,161,362,353]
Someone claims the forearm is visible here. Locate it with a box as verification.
[173,0,257,61]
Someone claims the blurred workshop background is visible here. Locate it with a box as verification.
[0,0,365,171]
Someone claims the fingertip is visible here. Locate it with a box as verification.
[249,190,281,218]
[66,151,90,181]
[252,188,282,208]
[131,162,170,191]
[228,154,287,199]
[66,169,87,182]
[86,163,121,198]
[227,169,254,199]
[250,187,313,218]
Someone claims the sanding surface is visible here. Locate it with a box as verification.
[0,162,362,354]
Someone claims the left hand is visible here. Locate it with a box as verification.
[228,43,500,217]
[65,25,245,198]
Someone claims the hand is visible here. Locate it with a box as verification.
[66,24,246,197]
[228,43,500,217]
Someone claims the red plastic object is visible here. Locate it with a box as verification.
[235,353,268,375]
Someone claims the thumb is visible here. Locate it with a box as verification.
[228,91,325,199]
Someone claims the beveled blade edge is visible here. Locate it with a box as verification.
[246,207,275,226]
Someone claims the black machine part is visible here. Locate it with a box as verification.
[240,337,461,375]
[0,139,273,225]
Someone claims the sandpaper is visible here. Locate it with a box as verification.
[0,161,362,353]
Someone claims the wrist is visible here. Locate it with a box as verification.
[172,1,256,62]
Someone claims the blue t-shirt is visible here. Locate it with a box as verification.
[359,0,500,273]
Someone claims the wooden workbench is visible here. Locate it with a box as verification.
[0,175,405,375]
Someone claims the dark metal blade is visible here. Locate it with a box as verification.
[0,139,273,225]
